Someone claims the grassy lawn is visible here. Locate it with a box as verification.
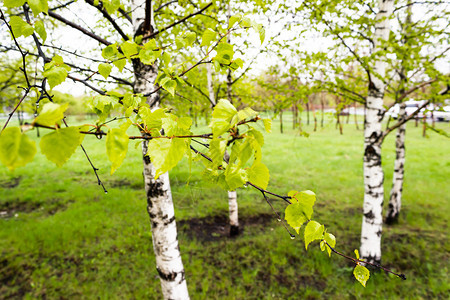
[1,113,449,299]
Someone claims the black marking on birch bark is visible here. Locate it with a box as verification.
[364,210,375,220]
[151,221,158,228]
[364,144,380,160]
[364,255,381,265]
[143,154,151,165]
[146,181,165,198]
[368,181,383,189]
[376,229,382,237]
[156,267,181,282]
[163,216,176,226]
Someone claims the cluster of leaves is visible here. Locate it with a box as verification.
[284,189,369,286]
[0,102,84,169]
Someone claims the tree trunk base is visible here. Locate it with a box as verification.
[229,225,240,237]
[385,212,399,225]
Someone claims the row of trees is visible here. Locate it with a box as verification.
[1,0,448,298]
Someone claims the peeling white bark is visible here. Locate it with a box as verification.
[386,103,406,224]
[360,0,394,264]
[132,1,189,299]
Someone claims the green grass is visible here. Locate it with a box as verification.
[1,113,449,299]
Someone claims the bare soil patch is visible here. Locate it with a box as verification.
[178,213,276,242]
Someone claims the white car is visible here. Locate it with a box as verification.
[386,100,450,122]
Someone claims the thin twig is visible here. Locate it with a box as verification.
[324,241,406,280]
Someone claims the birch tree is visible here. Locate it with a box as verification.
[300,0,449,263]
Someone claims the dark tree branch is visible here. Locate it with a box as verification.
[155,0,178,13]
[85,0,130,41]
[143,2,213,39]
[47,11,112,46]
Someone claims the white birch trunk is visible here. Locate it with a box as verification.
[132,1,189,298]
[206,63,240,236]
[360,0,394,264]
[386,104,406,224]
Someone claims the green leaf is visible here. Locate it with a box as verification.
[207,138,227,167]
[215,43,234,65]
[162,52,171,66]
[28,0,49,15]
[34,20,47,42]
[324,232,336,257]
[9,16,34,38]
[0,127,36,171]
[98,63,112,79]
[184,32,196,47]
[43,55,71,89]
[353,265,370,287]
[146,138,188,179]
[138,107,166,130]
[229,14,242,28]
[102,44,119,60]
[285,203,308,234]
[304,220,324,250]
[237,107,257,122]
[247,161,269,189]
[354,249,360,260]
[34,102,68,127]
[225,166,247,190]
[139,40,161,65]
[121,40,139,58]
[113,55,126,72]
[298,190,316,207]
[162,79,177,97]
[103,0,120,14]
[106,128,129,174]
[3,0,26,8]
[210,99,237,137]
[201,28,216,47]
[263,119,272,133]
[40,127,83,167]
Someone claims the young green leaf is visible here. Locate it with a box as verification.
[324,232,336,257]
[28,0,49,15]
[40,127,84,167]
[43,55,71,88]
[299,190,316,207]
[3,0,26,8]
[9,16,34,38]
[34,20,47,42]
[162,79,177,97]
[121,40,140,58]
[285,203,308,234]
[0,127,36,171]
[106,128,129,174]
[304,220,324,250]
[210,99,237,137]
[353,265,370,287]
[201,28,216,47]
[229,14,242,28]
[98,63,112,79]
[113,54,126,72]
[34,102,68,127]
[247,161,269,189]
[263,119,272,133]
[354,249,360,260]
[146,138,188,179]
[102,44,119,60]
